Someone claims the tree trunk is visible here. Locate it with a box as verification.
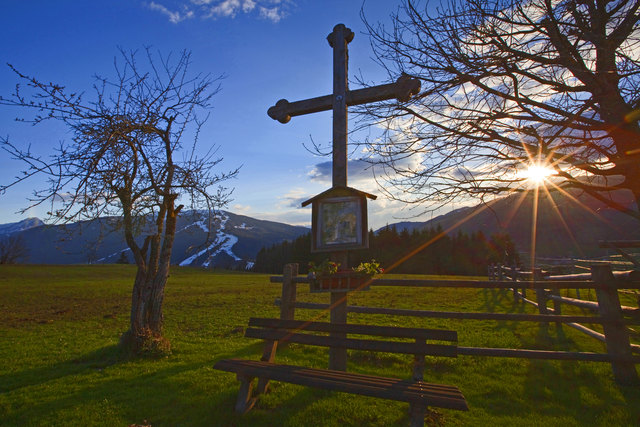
[120,265,171,355]
[120,202,179,355]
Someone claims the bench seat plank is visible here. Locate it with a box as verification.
[214,358,468,411]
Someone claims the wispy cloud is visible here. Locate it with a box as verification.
[147,0,291,24]
[276,188,310,209]
[308,159,377,185]
[259,6,283,23]
[148,2,195,23]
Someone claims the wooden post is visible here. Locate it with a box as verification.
[329,251,348,371]
[280,263,298,321]
[551,288,562,328]
[592,265,639,385]
[409,402,427,427]
[258,263,299,394]
[412,338,425,381]
[511,263,518,302]
[329,292,348,370]
[328,24,351,188]
[534,268,549,315]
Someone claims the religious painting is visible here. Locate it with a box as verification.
[318,197,361,247]
[303,186,376,253]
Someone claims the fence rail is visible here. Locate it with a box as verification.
[271,262,640,385]
[271,275,640,290]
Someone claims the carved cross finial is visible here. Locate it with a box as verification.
[326,23,354,48]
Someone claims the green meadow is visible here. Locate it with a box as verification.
[0,264,638,426]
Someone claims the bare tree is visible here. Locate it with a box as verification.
[0,235,29,264]
[0,49,239,354]
[360,0,640,219]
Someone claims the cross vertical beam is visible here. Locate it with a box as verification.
[327,24,353,371]
[328,24,353,188]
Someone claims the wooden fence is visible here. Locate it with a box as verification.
[271,263,640,385]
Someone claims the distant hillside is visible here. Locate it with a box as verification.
[385,189,640,259]
[0,217,44,235]
[3,211,308,268]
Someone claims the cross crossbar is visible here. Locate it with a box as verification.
[268,74,420,124]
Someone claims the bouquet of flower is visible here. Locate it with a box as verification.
[308,259,340,278]
[352,260,383,276]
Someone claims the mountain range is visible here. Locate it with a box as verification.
[0,211,308,268]
[389,188,640,259]
[1,188,639,266]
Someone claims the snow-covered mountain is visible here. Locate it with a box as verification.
[2,211,308,268]
[0,217,44,235]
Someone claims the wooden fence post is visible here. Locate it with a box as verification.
[280,263,298,321]
[257,263,299,395]
[534,269,549,315]
[592,265,639,385]
[511,263,518,302]
[328,251,349,371]
[329,291,348,371]
[551,288,562,328]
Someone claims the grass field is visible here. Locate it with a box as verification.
[0,264,639,426]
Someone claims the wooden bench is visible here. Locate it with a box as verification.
[214,317,468,426]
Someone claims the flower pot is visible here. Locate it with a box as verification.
[309,271,372,293]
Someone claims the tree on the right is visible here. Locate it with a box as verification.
[360,0,640,219]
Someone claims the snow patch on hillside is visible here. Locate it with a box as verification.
[177,218,210,233]
[234,223,254,230]
[179,213,241,266]
[96,248,130,263]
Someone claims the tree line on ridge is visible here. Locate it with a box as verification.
[253,225,519,276]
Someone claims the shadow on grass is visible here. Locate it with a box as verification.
[480,288,512,314]
[523,359,639,423]
[461,288,640,424]
[2,341,280,426]
[467,302,640,424]
[0,344,125,394]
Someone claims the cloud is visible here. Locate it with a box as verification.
[231,203,252,214]
[259,6,284,23]
[308,159,377,185]
[230,188,312,227]
[276,188,311,209]
[148,2,195,23]
[147,0,290,23]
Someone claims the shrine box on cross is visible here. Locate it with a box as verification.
[302,186,377,253]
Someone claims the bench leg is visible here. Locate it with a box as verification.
[235,374,257,414]
[257,340,278,394]
[256,377,270,395]
[409,402,426,427]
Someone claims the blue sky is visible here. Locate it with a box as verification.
[0,1,439,229]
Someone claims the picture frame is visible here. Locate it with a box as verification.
[302,186,376,253]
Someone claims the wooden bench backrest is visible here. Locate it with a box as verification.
[246,317,458,357]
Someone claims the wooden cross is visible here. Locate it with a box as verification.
[268,23,420,372]
[268,23,420,188]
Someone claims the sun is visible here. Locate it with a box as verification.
[523,163,554,186]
